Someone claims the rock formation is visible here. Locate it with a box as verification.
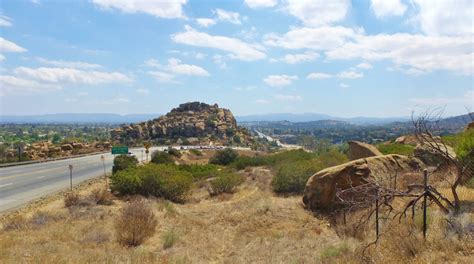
[111,102,251,145]
[302,154,423,211]
[347,141,383,160]
[414,143,456,167]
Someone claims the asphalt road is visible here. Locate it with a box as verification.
[0,147,161,213]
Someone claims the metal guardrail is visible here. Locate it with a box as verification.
[0,151,109,168]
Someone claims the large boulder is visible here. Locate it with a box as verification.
[303,154,423,212]
[414,143,456,167]
[347,141,383,160]
[394,134,442,146]
[60,144,73,151]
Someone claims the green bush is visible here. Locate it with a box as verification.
[271,159,324,194]
[151,151,174,164]
[112,154,138,174]
[167,148,182,158]
[177,164,219,180]
[111,164,192,202]
[209,148,239,165]
[231,155,267,170]
[110,167,142,195]
[377,143,414,156]
[208,172,244,195]
[189,149,203,156]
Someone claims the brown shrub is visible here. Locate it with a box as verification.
[3,215,29,231]
[115,199,157,247]
[30,211,64,228]
[64,192,80,207]
[90,188,114,205]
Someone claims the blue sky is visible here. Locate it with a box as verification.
[0,0,472,117]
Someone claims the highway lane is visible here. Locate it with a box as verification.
[0,147,161,213]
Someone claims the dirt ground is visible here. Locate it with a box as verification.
[0,166,348,263]
[1,153,473,263]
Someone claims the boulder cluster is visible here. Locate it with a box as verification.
[111,102,249,145]
[303,137,456,212]
[5,141,110,160]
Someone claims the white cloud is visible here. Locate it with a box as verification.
[214,9,241,25]
[144,58,161,68]
[413,0,473,36]
[339,83,349,88]
[166,58,209,76]
[263,75,298,87]
[196,18,216,27]
[0,75,61,96]
[264,26,358,50]
[0,54,4,61]
[145,57,209,78]
[212,54,227,69]
[337,70,364,79]
[356,62,373,70]
[14,67,132,84]
[326,33,473,75]
[36,57,102,69]
[137,88,149,94]
[172,26,266,61]
[195,52,206,59]
[255,99,270,104]
[0,15,12,27]
[370,0,407,18]
[0,37,27,53]
[307,72,332,79]
[245,0,278,9]
[92,0,187,19]
[285,0,350,26]
[235,85,256,91]
[148,71,176,83]
[409,91,474,107]
[281,51,319,64]
[274,94,303,101]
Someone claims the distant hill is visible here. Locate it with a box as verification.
[236,113,409,125]
[0,113,161,124]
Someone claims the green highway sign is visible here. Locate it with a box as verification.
[111,146,129,155]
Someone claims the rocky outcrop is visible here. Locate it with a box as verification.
[414,143,456,167]
[111,102,249,144]
[303,154,423,211]
[394,134,442,146]
[347,141,383,160]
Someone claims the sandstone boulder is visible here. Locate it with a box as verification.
[303,154,423,211]
[72,142,84,149]
[394,134,442,146]
[60,144,73,151]
[414,143,456,167]
[347,141,383,160]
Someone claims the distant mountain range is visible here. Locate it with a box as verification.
[236,113,409,125]
[1,112,471,126]
[0,113,160,124]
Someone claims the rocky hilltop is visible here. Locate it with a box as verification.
[111,102,251,145]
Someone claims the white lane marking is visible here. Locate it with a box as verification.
[36,176,45,179]
[0,183,13,188]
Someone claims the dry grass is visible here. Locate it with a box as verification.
[115,199,158,247]
[63,192,80,207]
[0,165,472,263]
[90,188,114,205]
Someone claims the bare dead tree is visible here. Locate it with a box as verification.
[411,110,469,213]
